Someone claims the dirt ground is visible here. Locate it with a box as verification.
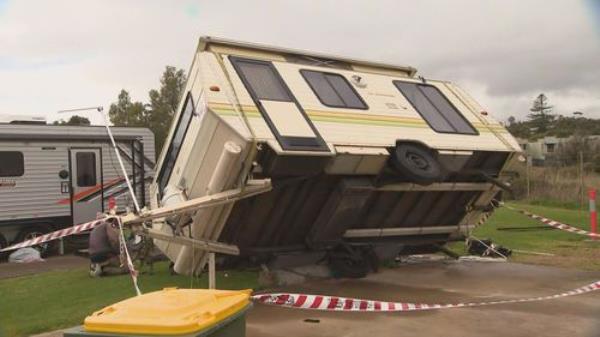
[0,255,88,279]
[247,261,600,337]
[25,259,600,337]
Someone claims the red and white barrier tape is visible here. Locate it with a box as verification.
[252,280,600,312]
[505,205,600,238]
[116,217,142,296]
[0,218,107,252]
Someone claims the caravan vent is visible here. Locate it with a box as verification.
[284,54,352,70]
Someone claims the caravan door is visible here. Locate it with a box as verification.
[69,148,103,224]
[230,57,328,152]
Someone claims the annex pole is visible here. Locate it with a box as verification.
[590,189,597,239]
[99,107,141,214]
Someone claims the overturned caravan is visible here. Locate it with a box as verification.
[150,36,521,275]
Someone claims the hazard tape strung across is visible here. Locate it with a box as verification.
[0,218,108,252]
[116,217,142,296]
[504,205,600,238]
[252,280,600,312]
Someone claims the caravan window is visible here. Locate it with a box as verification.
[0,151,24,177]
[301,70,367,109]
[157,92,195,194]
[76,152,97,187]
[233,60,292,101]
[394,81,477,135]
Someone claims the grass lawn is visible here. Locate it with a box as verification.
[0,263,258,337]
[0,202,598,337]
[451,202,600,270]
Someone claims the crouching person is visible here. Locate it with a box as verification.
[89,217,127,277]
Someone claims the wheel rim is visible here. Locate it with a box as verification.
[406,151,430,171]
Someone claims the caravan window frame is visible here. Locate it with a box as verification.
[393,80,478,135]
[231,59,294,103]
[300,70,368,110]
[229,56,329,152]
[0,151,24,177]
[156,91,196,195]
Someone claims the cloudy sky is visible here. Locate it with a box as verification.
[0,0,599,125]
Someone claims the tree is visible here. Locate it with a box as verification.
[108,90,148,127]
[53,115,91,126]
[507,116,516,126]
[147,66,187,152]
[528,93,555,133]
[108,66,186,154]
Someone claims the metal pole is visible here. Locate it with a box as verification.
[58,238,64,255]
[579,151,585,208]
[99,107,141,213]
[208,253,216,289]
[526,156,531,200]
[590,189,597,239]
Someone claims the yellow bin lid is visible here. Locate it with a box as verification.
[84,288,251,335]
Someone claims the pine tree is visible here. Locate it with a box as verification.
[528,93,555,133]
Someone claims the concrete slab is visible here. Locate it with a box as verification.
[23,261,600,337]
[247,261,600,337]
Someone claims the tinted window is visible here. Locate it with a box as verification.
[157,92,195,194]
[394,81,477,134]
[301,70,367,109]
[0,151,24,177]
[76,152,96,187]
[234,60,291,101]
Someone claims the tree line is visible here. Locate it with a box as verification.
[507,94,600,172]
[507,93,600,140]
[108,66,187,153]
[54,66,186,154]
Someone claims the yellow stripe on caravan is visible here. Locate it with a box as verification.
[207,102,507,132]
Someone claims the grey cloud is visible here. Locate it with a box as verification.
[0,0,599,123]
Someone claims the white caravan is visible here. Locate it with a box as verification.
[151,37,521,276]
[0,119,155,253]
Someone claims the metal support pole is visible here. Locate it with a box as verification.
[208,253,216,289]
[590,189,597,239]
[100,108,141,213]
[526,156,531,199]
[59,237,64,255]
[579,151,585,208]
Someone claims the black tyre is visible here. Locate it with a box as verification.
[0,233,8,261]
[15,225,57,257]
[391,143,443,185]
[0,233,7,249]
[363,246,380,273]
[330,255,369,279]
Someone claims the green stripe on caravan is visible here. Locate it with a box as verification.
[208,105,505,133]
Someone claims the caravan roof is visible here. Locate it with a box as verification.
[197,36,418,77]
[0,114,46,125]
[0,124,153,141]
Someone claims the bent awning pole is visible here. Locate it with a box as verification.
[139,227,239,256]
[123,179,271,224]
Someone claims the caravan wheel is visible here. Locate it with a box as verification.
[16,225,56,257]
[391,143,444,185]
